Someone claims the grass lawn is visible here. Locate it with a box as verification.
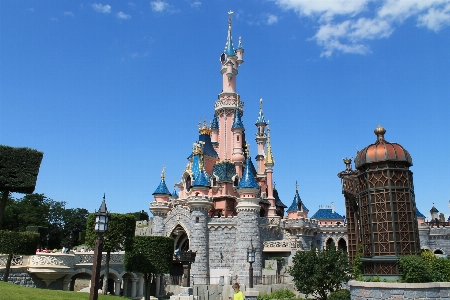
[0,281,124,300]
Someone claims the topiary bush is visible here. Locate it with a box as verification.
[399,254,432,283]
[328,289,350,300]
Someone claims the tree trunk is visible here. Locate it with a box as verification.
[0,191,9,229]
[2,253,13,282]
[102,250,110,294]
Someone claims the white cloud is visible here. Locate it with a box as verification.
[275,0,450,57]
[417,3,450,31]
[267,14,278,25]
[92,3,111,14]
[151,0,169,12]
[117,12,131,19]
[64,11,74,17]
[191,1,201,8]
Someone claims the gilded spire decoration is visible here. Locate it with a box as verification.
[161,165,166,179]
[265,126,275,165]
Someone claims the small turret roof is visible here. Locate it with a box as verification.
[237,156,260,189]
[265,127,275,165]
[416,208,425,218]
[273,188,287,208]
[256,98,267,125]
[192,168,210,188]
[152,168,172,195]
[430,206,439,213]
[232,108,244,129]
[287,182,308,212]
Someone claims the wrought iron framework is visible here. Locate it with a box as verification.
[338,159,420,276]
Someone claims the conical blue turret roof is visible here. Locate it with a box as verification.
[152,177,172,195]
[232,108,244,129]
[192,168,210,188]
[287,191,308,212]
[211,115,219,130]
[172,188,179,198]
[224,23,235,56]
[237,157,259,189]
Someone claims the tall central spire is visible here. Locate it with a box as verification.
[224,10,235,56]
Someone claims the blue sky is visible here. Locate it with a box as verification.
[1,0,449,220]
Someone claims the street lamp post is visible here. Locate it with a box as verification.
[89,196,109,300]
[69,231,73,251]
[247,239,255,288]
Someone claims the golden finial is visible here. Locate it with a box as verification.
[374,124,386,141]
[245,143,250,156]
[161,166,166,179]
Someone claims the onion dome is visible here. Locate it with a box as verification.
[255,98,267,125]
[211,115,219,130]
[152,167,172,195]
[354,125,412,169]
[287,182,308,212]
[232,108,244,129]
[237,156,260,189]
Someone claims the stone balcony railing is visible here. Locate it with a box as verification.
[0,252,125,269]
[262,239,300,252]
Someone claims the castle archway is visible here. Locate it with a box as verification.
[337,238,347,252]
[170,224,190,280]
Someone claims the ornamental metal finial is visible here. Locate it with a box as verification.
[161,166,166,179]
[245,143,250,156]
[343,157,352,171]
[238,36,242,48]
[295,180,298,193]
[260,98,263,110]
[228,10,233,24]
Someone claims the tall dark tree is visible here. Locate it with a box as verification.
[0,230,40,281]
[0,146,43,228]
[289,242,350,300]
[125,236,174,300]
[85,213,136,295]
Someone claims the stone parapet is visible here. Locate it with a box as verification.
[349,280,450,300]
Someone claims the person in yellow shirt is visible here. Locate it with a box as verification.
[230,283,244,300]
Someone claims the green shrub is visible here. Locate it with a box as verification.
[352,244,363,280]
[257,289,295,300]
[327,289,350,300]
[399,255,432,282]
[429,258,450,282]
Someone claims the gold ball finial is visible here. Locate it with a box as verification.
[374,124,386,141]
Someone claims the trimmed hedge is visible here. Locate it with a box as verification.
[0,145,43,193]
[399,251,450,283]
[328,289,351,300]
[0,230,40,255]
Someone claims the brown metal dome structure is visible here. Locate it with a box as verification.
[338,125,420,277]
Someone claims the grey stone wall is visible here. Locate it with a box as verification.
[208,218,237,270]
[152,214,167,236]
[0,268,62,289]
[350,281,450,300]
[190,208,210,284]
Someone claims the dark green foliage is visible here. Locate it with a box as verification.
[399,251,450,283]
[0,146,43,194]
[85,213,136,252]
[327,290,350,300]
[129,210,149,221]
[258,288,295,300]
[0,230,40,281]
[289,242,350,300]
[125,236,174,300]
[352,244,363,280]
[2,193,88,249]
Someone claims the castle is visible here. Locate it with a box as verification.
[145,12,449,285]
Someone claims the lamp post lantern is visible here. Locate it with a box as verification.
[89,195,109,300]
[247,239,255,288]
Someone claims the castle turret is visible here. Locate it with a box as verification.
[150,167,172,236]
[235,154,261,285]
[255,98,267,176]
[231,108,245,176]
[265,127,276,216]
[287,181,308,219]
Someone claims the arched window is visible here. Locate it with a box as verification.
[434,249,444,254]
[338,238,347,253]
[233,177,239,187]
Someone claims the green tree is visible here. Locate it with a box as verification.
[289,242,350,300]
[0,230,40,281]
[85,213,136,295]
[0,146,43,228]
[125,236,174,300]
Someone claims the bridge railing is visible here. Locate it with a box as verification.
[0,252,125,269]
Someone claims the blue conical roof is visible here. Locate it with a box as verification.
[237,157,259,189]
[192,169,210,188]
[211,115,219,130]
[232,109,244,129]
[172,188,179,198]
[224,23,235,56]
[287,191,308,212]
[152,178,172,195]
[191,154,201,180]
